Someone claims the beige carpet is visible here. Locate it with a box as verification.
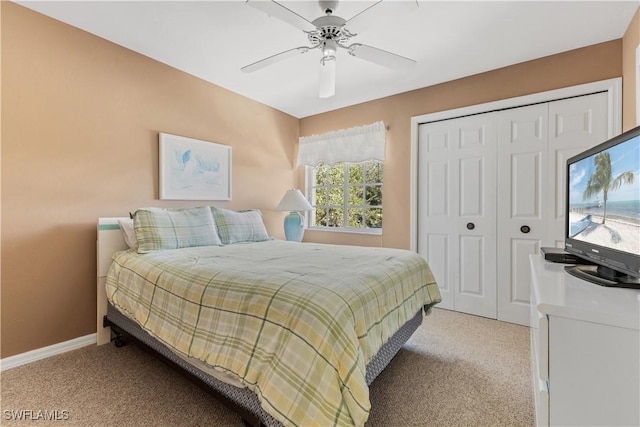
[0,308,534,426]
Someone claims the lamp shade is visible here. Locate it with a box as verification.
[276,189,313,211]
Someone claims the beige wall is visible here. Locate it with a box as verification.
[1,2,638,358]
[1,3,298,357]
[622,7,640,131]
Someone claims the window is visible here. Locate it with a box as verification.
[307,161,383,233]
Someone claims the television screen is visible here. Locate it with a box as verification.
[565,125,640,287]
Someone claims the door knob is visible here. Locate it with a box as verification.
[520,225,531,234]
[466,222,475,230]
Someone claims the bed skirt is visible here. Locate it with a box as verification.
[105,303,423,427]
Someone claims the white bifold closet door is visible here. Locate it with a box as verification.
[418,92,608,324]
[417,113,498,318]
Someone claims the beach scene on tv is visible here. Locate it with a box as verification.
[568,135,640,256]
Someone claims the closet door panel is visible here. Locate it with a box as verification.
[459,157,484,216]
[547,92,609,243]
[427,161,449,216]
[425,233,450,301]
[459,235,483,295]
[511,152,541,217]
[456,235,495,316]
[497,103,548,325]
[417,122,457,310]
[453,114,497,318]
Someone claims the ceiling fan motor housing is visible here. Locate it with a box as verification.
[309,15,353,48]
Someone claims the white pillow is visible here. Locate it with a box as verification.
[118,218,138,250]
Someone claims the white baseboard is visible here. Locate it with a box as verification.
[0,333,96,372]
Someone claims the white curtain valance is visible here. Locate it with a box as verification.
[296,121,386,166]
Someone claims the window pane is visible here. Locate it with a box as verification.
[348,163,364,184]
[365,185,382,206]
[327,163,345,186]
[348,208,365,228]
[327,208,344,227]
[348,185,364,206]
[328,187,343,205]
[365,162,383,183]
[365,208,383,228]
[315,164,329,186]
[349,163,364,184]
[314,187,328,206]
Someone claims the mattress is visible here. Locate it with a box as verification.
[106,240,440,426]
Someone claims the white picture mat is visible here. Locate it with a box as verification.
[159,133,232,200]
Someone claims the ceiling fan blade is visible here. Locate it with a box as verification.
[347,43,416,71]
[343,0,383,34]
[241,46,310,73]
[246,0,316,32]
[318,58,336,98]
[345,1,419,35]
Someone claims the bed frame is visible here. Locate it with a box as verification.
[97,218,424,426]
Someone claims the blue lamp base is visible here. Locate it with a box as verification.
[283,211,305,242]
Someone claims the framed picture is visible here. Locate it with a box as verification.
[159,133,232,200]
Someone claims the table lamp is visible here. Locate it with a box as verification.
[276,189,313,242]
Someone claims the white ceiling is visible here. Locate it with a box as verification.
[16,1,639,118]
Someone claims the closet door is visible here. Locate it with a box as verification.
[454,114,497,318]
[417,120,457,310]
[417,91,610,324]
[546,93,609,247]
[418,113,497,318]
[496,104,549,325]
[496,92,609,325]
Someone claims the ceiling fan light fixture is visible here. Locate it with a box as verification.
[319,56,336,98]
[322,39,337,59]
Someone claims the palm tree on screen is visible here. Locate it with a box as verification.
[583,151,634,224]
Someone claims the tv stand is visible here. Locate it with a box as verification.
[530,254,639,427]
[565,264,640,289]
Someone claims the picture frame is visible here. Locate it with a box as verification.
[159,132,232,200]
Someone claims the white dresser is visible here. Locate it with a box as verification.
[529,254,640,427]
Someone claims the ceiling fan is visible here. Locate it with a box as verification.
[241,0,417,98]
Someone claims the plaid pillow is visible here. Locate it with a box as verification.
[211,207,269,244]
[132,206,222,253]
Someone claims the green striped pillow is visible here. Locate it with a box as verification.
[132,206,222,253]
[211,207,269,244]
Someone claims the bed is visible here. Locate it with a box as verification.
[96,207,441,427]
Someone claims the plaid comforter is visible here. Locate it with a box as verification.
[106,240,440,426]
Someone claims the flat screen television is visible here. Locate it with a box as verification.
[564,124,640,289]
